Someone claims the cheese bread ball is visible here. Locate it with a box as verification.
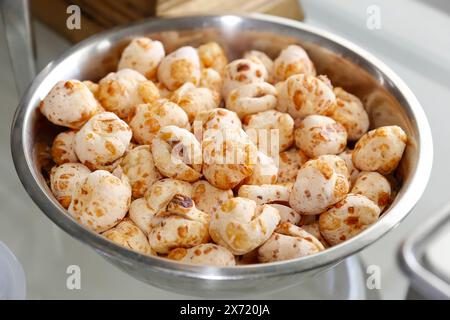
[277,148,309,183]
[97,68,152,119]
[243,151,278,185]
[318,154,351,182]
[191,180,233,215]
[243,50,273,81]
[170,82,220,122]
[209,197,280,255]
[295,115,347,158]
[244,110,294,153]
[353,126,407,175]
[68,170,131,233]
[144,178,193,213]
[74,112,132,170]
[199,68,223,94]
[351,171,391,210]
[157,46,201,90]
[102,218,154,255]
[273,45,316,82]
[237,184,291,205]
[129,197,156,235]
[300,221,330,248]
[202,129,257,190]
[50,163,91,208]
[137,80,161,104]
[331,87,369,141]
[168,244,235,266]
[120,145,161,198]
[257,222,324,262]
[289,156,349,215]
[83,80,99,97]
[149,194,210,254]
[51,130,78,165]
[276,74,336,121]
[118,37,165,79]
[222,59,267,98]
[129,100,190,145]
[319,194,381,245]
[270,204,302,225]
[226,82,277,119]
[40,80,99,129]
[338,149,360,187]
[197,42,228,75]
[151,126,202,182]
[193,108,242,141]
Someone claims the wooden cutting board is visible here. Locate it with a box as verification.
[31,0,304,43]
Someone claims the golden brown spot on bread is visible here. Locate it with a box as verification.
[177,225,188,238]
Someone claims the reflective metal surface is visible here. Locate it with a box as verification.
[400,202,450,299]
[10,14,433,296]
[0,0,35,97]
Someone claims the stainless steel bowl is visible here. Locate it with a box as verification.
[11,14,433,297]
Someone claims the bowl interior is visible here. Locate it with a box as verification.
[12,15,430,279]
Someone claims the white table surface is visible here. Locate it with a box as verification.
[0,0,449,299]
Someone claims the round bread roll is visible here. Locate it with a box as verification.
[244,110,294,153]
[121,145,162,198]
[277,148,309,184]
[319,194,380,245]
[103,218,155,255]
[149,194,210,254]
[129,197,156,235]
[118,37,165,79]
[170,82,220,122]
[97,68,152,119]
[40,80,99,129]
[129,100,190,145]
[197,42,228,75]
[222,59,267,98]
[151,125,202,182]
[209,197,280,255]
[193,108,242,141]
[258,222,324,262]
[144,178,193,213]
[74,112,132,171]
[191,180,233,215]
[243,50,273,81]
[50,163,91,208]
[289,156,349,215]
[202,129,257,190]
[352,125,407,175]
[273,45,316,82]
[276,74,336,121]
[331,87,369,141]
[68,170,132,233]
[199,68,223,95]
[351,171,391,210]
[294,115,347,158]
[243,151,278,185]
[157,46,201,90]
[51,130,78,165]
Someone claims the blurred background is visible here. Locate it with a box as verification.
[0,0,449,299]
